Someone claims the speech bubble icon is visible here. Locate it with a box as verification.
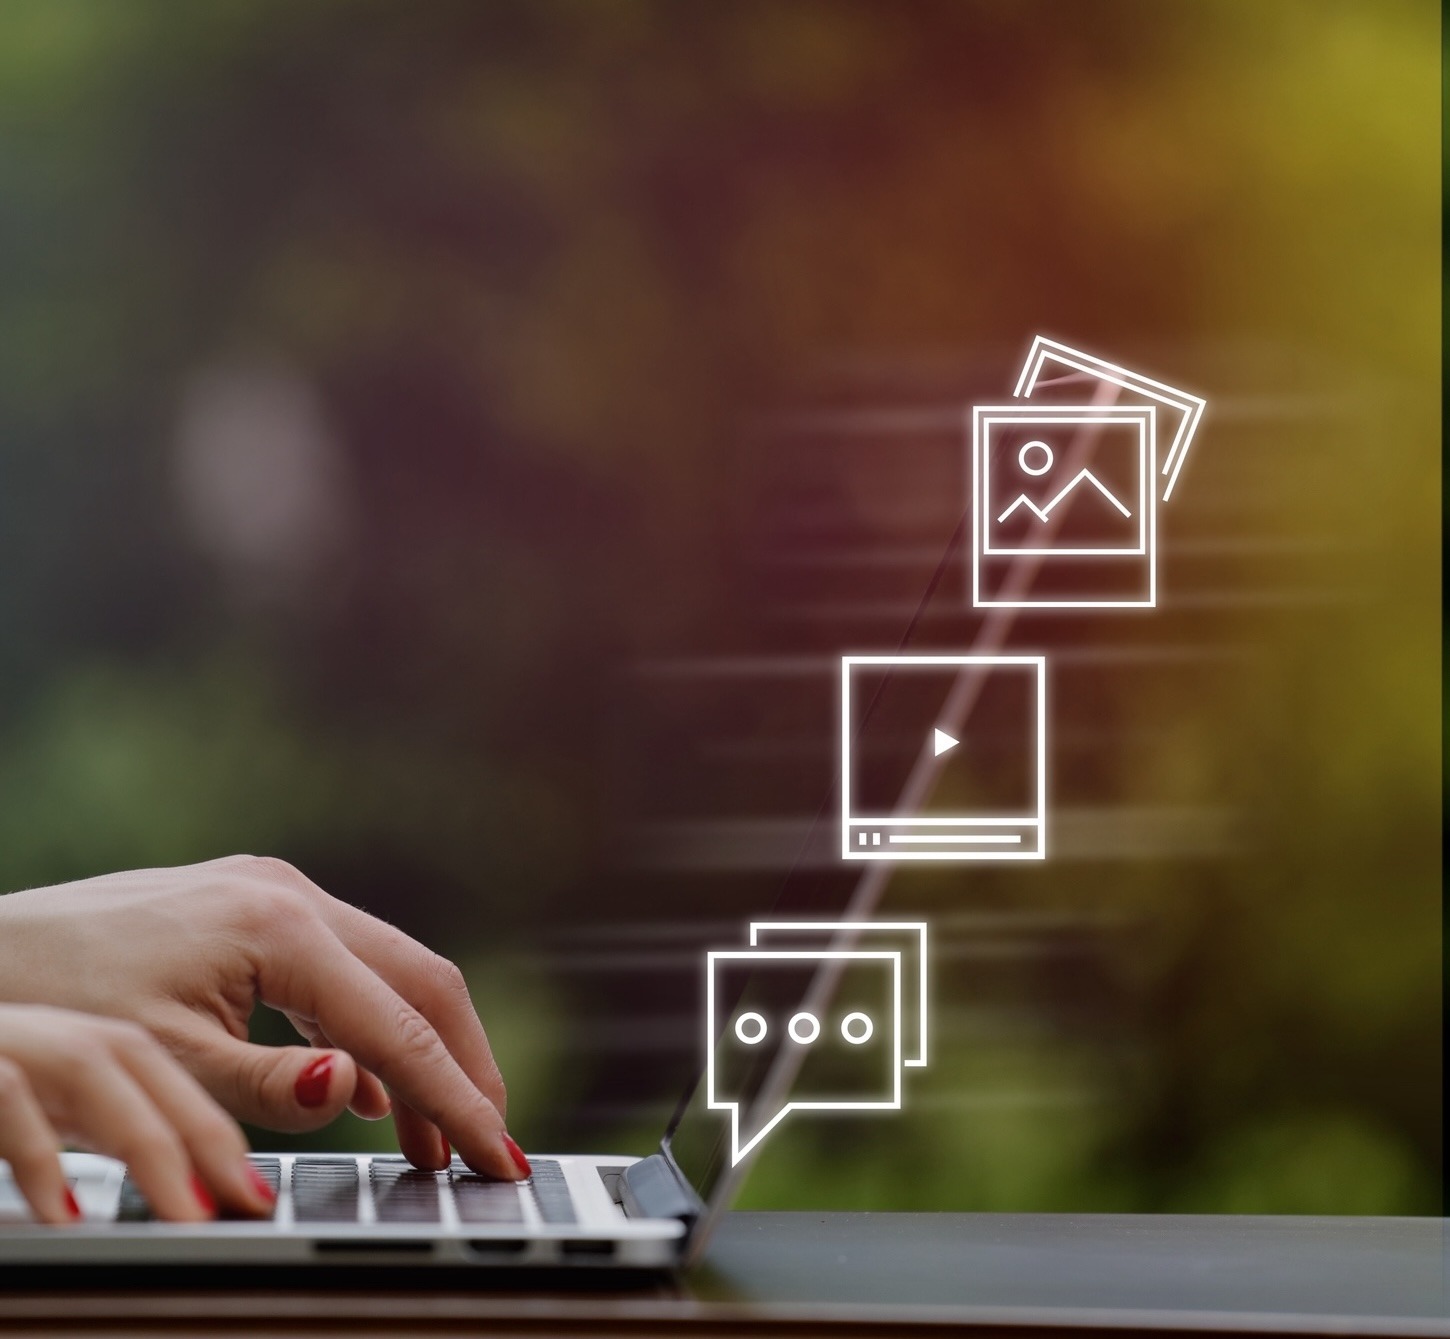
[747,921,929,1068]
[706,949,902,1165]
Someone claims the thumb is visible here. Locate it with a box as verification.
[177,1028,359,1132]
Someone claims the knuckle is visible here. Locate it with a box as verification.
[102,1019,156,1053]
[241,855,303,888]
[237,1044,283,1106]
[246,883,313,934]
[138,1015,193,1058]
[392,1006,441,1061]
[423,953,471,1008]
[488,1075,508,1122]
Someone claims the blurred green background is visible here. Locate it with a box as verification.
[0,0,1439,1214]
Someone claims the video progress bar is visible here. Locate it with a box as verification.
[887,834,1022,844]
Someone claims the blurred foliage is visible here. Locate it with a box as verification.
[0,0,1439,1214]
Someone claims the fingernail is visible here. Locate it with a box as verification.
[440,1136,451,1166]
[245,1163,277,1204]
[191,1175,217,1217]
[295,1053,334,1108]
[502,1134,531,1178]
[64,1187,82,1221]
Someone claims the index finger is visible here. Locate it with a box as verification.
[316,901,505,1115]
[259,926,522,1181]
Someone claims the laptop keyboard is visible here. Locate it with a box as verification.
[111,1155,571,1226]
[369,1162,441,1223]
[250,1157,283,1198]
[525,1157,577,1224]
[450,1170,526,1224]
[291,1158,359,1223]
[114,1174,154,1224]
[118,1156,286,1222]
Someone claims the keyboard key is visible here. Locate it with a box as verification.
[291,1158,360,1223]
[450,1172,524,1224]
[370,1162,442,1223]
[247,1156,282,1197]
[526,1159,576,1225]
[228,1156,282,1220]
[116,1161,284,1224]
[115,1174,152,1223]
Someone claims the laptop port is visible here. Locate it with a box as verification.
[313,1240,434,1256]
[561,1239,616,1258]
[466,1238,530,1255]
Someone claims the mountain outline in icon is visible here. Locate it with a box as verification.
[996,467,1132,526]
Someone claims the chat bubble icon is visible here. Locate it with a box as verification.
[706,949,902,1165]
[748,921,929,1068]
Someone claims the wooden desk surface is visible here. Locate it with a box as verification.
[2,1212,1446,1335]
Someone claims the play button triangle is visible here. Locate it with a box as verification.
[933,727,958,757]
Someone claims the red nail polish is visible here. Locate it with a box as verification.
[502,1134,531,1178]
[63,1187,82,1221]
[440,1137,451,1166]
[295,1053,334,1108]
[245,1163,277,1204]
[190,1175,217,1217]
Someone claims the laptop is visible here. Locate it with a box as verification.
[0,490,1001,1274]
[0,848,900,1272]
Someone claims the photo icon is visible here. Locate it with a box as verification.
[1011,335,1206,503]
[971,404,1157,608]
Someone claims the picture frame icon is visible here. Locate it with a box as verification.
[970,403,1158,609]
[1012,335,1206,503]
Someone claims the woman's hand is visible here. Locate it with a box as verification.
[0,1002,276,1223]
[0,857,527,1181]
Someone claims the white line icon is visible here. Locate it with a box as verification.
[1012,335,1206,502]
[841,655,1046,860]
[966,336,1206,609]
[979,404,1152,558]
[706,921,929,1164]
[996,466,1132,525]
[748,921,929,1067]
[971,403,1158,608]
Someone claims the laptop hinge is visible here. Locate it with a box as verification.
[619,1153,701,1228]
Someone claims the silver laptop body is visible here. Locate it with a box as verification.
[0,1149,694,1270]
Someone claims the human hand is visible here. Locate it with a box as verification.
[0,857,528,1181]
[0,1002,276,1223]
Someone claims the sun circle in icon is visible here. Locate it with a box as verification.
[1018,440,1054,476]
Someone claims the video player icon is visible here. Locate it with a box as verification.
[841,655,1047,861]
